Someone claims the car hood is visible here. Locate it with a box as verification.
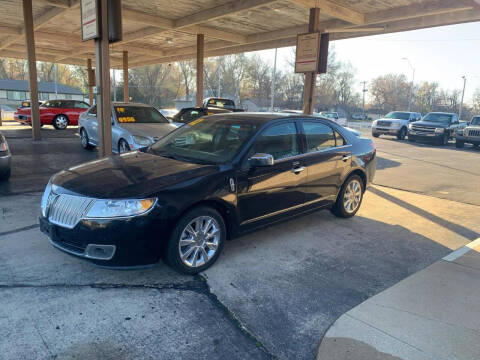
[51,151,218,198]
[412,121,449,128]
[119,123,178,139]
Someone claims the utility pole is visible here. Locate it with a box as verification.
[459,76,467,121]
[361,81,367,118]
[270,48,277,111]
[402,57,415,112]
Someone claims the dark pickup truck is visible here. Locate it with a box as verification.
[171,98,244,124]
[408,112,464,145]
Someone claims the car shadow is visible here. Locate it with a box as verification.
[368,186,479,240]
[376,156,401,170]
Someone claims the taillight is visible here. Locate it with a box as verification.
[370,140,376,151]
[0,141,7,151]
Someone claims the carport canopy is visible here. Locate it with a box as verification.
[1,0,480,151]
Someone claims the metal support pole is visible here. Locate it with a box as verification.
[113,69,116,102]
[270,48,277,111]
[54,63,58,98]
[302,8,320,115]
[459,76,467,121]
[95,0,112,158]
[123,51,129,102]
[196,34,204,107]
[23,0,41,141]
[87,58,93,105]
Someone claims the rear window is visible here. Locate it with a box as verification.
[384,112,411,120]
[114,106,169,124]
[207,98,235,109]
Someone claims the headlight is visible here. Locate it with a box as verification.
[435,128,445,134]
[132,135,152,147]
[372,120,378,126]
[84,198,156,218]
[408,123,413,130]
[41,180,52,217]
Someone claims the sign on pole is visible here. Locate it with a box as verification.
[295,33,320,73]
[81,0,99,41]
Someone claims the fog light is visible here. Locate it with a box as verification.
[85,244,116,260]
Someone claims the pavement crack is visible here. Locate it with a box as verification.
[0,224,40,237]
[0,278,278,359]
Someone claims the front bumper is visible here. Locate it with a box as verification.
[456,134,480,145]
[372,127,401,136]
[0,153,11,172]
[39,210,169,267]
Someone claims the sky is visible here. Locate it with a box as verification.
[256,22,480,104]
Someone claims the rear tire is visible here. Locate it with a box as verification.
[331,174,364,218]
[455,140,464,148]
[52,115,69,130]
[80,128,94,150]
[165,206,226,274]
[372,133,379,138]
[397,127,407,140]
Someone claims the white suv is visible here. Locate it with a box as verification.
[372,111,421,140]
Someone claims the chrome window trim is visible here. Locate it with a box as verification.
[274,144,352,163]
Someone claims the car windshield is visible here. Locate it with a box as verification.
[471,117,480,125]
[149,117,259,164]
[114,106,169,124]
[423,113,452,124]
[384,112,410,120]
[206,98,235,109]
[323,112,337,118]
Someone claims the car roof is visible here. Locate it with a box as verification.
[111,102,153,107]
[205,111,331,125]
[427,112,456,115]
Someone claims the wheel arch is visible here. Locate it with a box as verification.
[345,168,367,191]
[172,198,238,240]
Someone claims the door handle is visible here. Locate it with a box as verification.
[291,166,305,174]
[342,154,352,162]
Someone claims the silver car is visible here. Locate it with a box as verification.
[0,131,11,181]
[78,102,179,153]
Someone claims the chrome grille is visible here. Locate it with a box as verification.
[48,194,94,229]
[467,129,480,137]
[377,121,391,127]
[411,125,435,133]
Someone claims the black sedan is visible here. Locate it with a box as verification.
[40,113,376,274]
[0,131,11,181]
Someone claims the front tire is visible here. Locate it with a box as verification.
[331,175,364,218]
[438,133,448,146]
[455,140,464,148]
[166,206,226,274]
[372,133,380,138]
[118,139,130,153]
[397,127,407,140]
[80,128,94,150]
[408,135,415,142]
[0,168,11,181]
[52,115,69,130]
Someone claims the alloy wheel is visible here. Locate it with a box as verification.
[55,115,68,129]
[118,140,130,153]
[178,216,220,268]
[343,179,362,214]
[81,130,88,147]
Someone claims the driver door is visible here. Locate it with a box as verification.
[236,121,308,226]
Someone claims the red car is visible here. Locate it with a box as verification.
[14,99,90,130]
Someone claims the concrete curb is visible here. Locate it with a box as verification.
[317,238,480,360]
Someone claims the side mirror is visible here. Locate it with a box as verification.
[249,153,274,167]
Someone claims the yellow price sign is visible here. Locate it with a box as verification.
[189,117,204,126]
[118,116,135,123]
[116,107,125,113]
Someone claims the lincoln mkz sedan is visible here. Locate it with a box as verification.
[40,113,376,274]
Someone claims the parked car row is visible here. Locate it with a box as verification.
[371,111,479,148]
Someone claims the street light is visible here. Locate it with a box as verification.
[402,57,415,112]
[459,76,467,121]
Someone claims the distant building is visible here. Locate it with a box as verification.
[0,79,85,105]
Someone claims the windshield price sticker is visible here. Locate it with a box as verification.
[118,116,135,123]
[189,118,204,126]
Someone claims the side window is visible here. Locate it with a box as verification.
[181,109,204,123]
[250,122,299,160]
[303,121,335,152]
[88,105,97,115]
[335,131,345,146]
[75,101,90,109]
